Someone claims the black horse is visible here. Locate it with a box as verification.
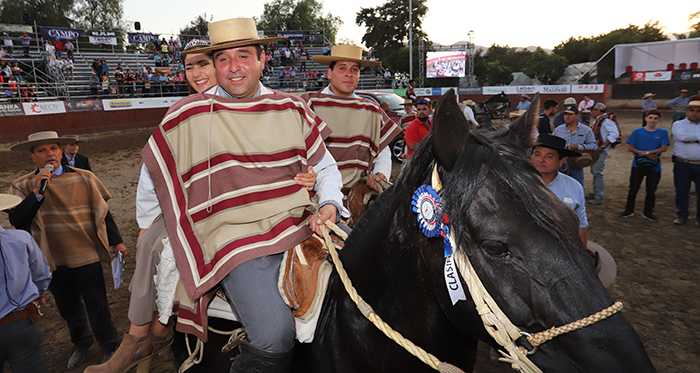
[174,90,655,372]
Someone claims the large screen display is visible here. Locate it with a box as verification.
[426,51,466,78]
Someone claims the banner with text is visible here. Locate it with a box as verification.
[0,102,24,116]
[102,97,181,111]
[128,32,159,44]
[0,23,32,33]
[88,30,117,45]
[41,27,84,40]
[632,71,672,82]
[65,100,104,112]
[22,101,67,115]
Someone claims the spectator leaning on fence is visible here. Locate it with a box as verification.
[667,89,690,122]
[19,32,31,58]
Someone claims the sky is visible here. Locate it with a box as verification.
[123,0,696,49]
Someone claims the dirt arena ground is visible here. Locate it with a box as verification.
[0,109,697,372]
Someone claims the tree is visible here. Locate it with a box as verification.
[355,0,430,68]
[180,13,212,36]
[256,0,342,42]
[553,36,591,65]
[74,0,124,30]
[0,0,75,27]
[689,11,700,38]
[523,47,568,85]
[485,60,512,86]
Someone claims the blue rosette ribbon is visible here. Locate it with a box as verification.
[412,185,442,238]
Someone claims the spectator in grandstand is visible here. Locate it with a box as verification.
[538,99,558,136]
[100,60,110,77]
[162,53,172,66]
[44,41,55,60]
[52,39,63,59]
[2,33,13,55]
[517,94,531,110]
[51,57,64,80]
[63,57,73,80]
[125,70,135,96]
[553,97,576,127]
[101,74,109,97]
[143,73,151,96]
[25,85,36,100]
[290,65,297,86]
[667,89,690,122]
[64,39,74,61]
[167,40,174,57]
[160,39,168,55]
[322,43,331,55]
[620,109,669,221]
[283,46,291,67]
[641,92,657,127]
[19,32,31,58]
[300,50,308,73]
[135,75,144,97]
[11,61,23,82]
[90,72,99,97]
[1,61,11,80]
[578,94,595,124]
[153,53,161,67]
[91,59,102,79]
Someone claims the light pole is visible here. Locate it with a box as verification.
[409,0,413,80]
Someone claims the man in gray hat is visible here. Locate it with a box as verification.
[8,131,126,368]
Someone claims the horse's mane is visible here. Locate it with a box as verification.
[387,126,584,259]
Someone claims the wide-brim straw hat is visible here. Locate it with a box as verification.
[193,18,287,55]
[0,194,21,211]
[587,241,617,288]
[463,99,476,106]
[311,45,380,67]
[11,131,76,151]
[567,149,600,168]
[679,98,700,109]
[403,99,414,105]
[642,92,655,99]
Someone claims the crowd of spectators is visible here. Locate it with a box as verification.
[89,57,187,98]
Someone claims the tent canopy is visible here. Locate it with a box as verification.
[614,38,700,78]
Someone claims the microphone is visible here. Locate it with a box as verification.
[38,164,55,195]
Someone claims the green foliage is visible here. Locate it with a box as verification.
[0,0,75,27]
[355,0,430,70]
[74,0,125,30]
[553,21,667,83]
[689,11,700,38]
[523,47,568,85]
[256,0,343,43]
[485,60,512,86]
[180,13,212,36]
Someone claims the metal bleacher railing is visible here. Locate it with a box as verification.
[1,29,395,103]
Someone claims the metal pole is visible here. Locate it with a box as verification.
[409,0,413,80]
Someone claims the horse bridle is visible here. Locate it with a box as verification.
[318,164,623,373]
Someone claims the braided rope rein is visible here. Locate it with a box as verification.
[320,221,463,373]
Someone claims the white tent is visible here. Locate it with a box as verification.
[614,38,700,78]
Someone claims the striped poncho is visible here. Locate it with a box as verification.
[301,91,401,191]
[142,90,329,301]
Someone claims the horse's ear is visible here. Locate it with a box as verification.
[431,89,471,171]
[509,93,540,151]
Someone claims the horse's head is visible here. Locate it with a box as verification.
[390,90,654,371]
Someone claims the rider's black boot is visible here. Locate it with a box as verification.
[229,341,294,373]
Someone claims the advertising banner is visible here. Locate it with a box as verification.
[41,27,84,40]
[65,100,104,112]
[22,101,67,115]
[88,30,117,45]
[571,84,605,94]
[457,87,482,95]
[0,102,24,116]
[102,97,181,111]
[0,23,32,33]
[643,71,672,82]
[128,32,159,44]
[305,31,323,42]
[673,70,700,82]
[415,88,432,96]
[276,31,304,40]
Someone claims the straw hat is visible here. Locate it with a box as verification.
[194,18,286,54]
[563,97,576,105]
[463,99,476,106]
[567,149,600,168]
[587,241,617,288]
[311,45,380,67]
[403,99,414,105]
[642,92,655,99]
[11,131,76,152]
[0,194,21,211]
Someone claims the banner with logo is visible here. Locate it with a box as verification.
[88,30,117,45]
[102,97,181,111]
[457,87,482,95]
[305,31,323,42]
[128,32,159,44]
[415,88,432,96]
[673,70,700,82]
[0,102,24,116]
[22,101,67,115]
[571,84,605,94]
[0,23,32,33]
[632,71,672,82]
[276,31,304,40]
[41,27,84,40]
[65,100,104,112]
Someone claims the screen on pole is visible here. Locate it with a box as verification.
[426,51,466,78]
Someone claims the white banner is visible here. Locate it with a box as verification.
[102,97,181,111]
[89,36,117,45]
[483,85,574,95]
[22,101,67,115]
[643,71,672,82]
[415,88,432,96]
[571,84,605,94]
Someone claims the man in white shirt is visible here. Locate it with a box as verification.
[671,98,700,225]
[587,103,620,205]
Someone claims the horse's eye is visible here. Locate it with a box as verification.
[481,241,508,257]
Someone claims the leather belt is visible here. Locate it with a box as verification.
[0,309,30,326]
[673,156,700,165]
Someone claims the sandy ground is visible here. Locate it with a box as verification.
[0,110,698,372]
